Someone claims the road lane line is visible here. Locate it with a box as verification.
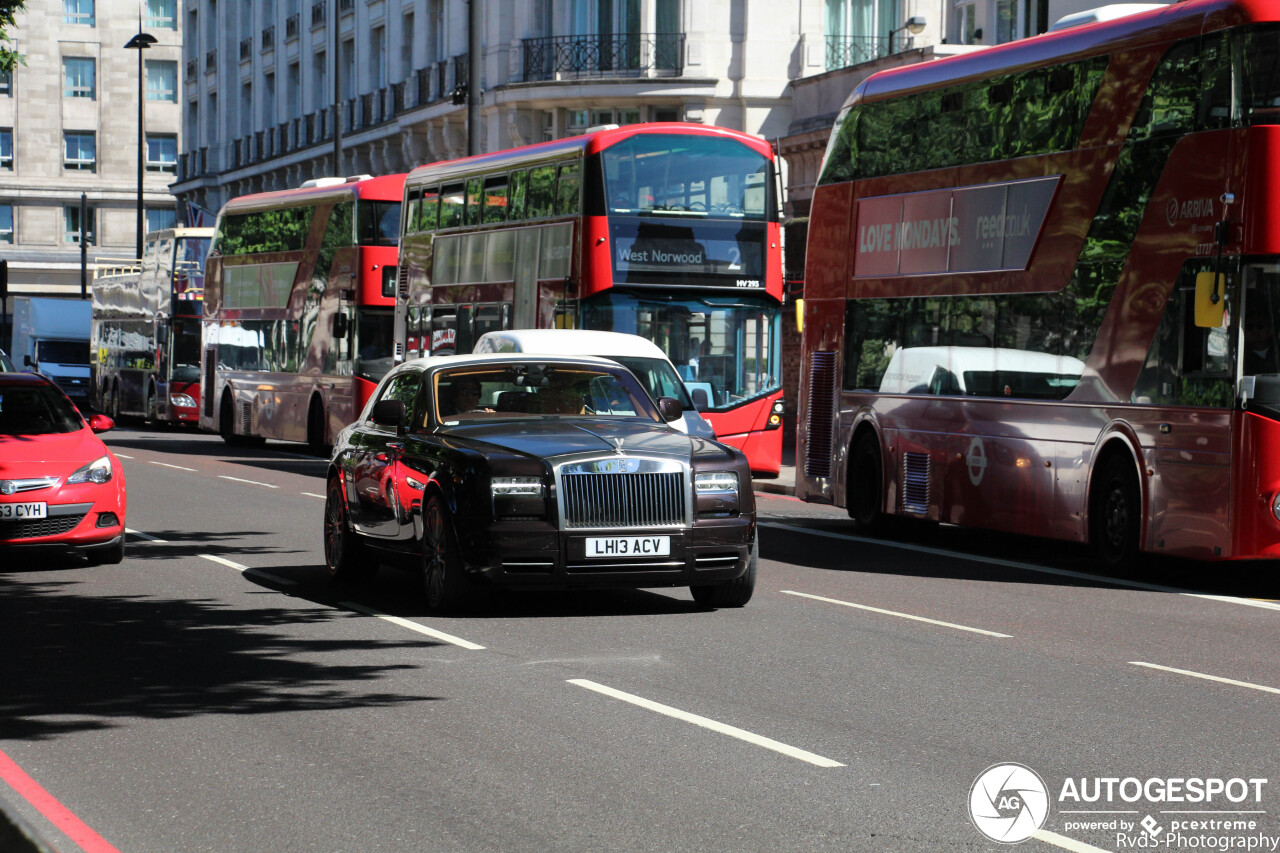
[126,528,168,543]
[301,492,326,499]
[340,602,485,649]
[567,678,845,768]
[218,475,279,488]
[782,589,1012,638]
[198,554,296,586]
[113,453,133,459]
[761,522,1280,613]
[0,747,123,853]
[1032,829,1115,853]
[148,460,197,472]
[1130,662,1280,696]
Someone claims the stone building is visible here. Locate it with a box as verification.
[2,0,182,307]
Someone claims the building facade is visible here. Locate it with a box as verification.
[172,0,834,216]
[3,0,183,301]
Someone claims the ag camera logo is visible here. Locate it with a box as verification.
[969,763,1050,843]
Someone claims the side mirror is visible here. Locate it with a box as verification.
[23,354,31,367]
[87,413,115,433]
[333,312,349,339]
[657,396,683,423]
[370,398,406,434]
[1195,271,1226,328]
[157,324,170,345]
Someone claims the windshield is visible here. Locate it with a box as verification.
[432,363,659,425]
[582,293,781,412]
[606,355,695,409]
[356,308,395,383]
[601,133,773,219]
[175,236,211,296]
[358,201,401,246]
[37,340,90,365]
[172,317,202,382]
[0,383,84,434]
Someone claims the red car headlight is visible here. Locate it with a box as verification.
[67,455,114,485]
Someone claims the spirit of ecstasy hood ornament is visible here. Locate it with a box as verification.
[612,437,625,455]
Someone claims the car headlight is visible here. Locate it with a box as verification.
[492,477,545,496]
[695,471,740,516]
[67,455,113,485]
[170,393,196,408]
[492,477,546,518]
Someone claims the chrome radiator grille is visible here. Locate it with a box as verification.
[560,471,686,529]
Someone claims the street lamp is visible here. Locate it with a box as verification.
[889,15,927,52]
[124,30,158,262]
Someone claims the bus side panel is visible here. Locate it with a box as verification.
[804,185,853,302]
[1233,412,1280,559]
[1136,407,1233,559]
[704,389,783,476]
[1243,127,1280,256]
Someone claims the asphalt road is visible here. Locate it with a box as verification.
[2,426,1279,853]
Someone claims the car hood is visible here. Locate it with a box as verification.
[444,418,720,462]
[0,428,109,475]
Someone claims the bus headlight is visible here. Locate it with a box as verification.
[766,398,784,430]
[695,471,739,515]
[1272,492,1280,524]
[170,393,196,408]
[67,455,113,485]
[492,477,546,518]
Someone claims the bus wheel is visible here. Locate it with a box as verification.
[145,386,157,425]
[219,392,239,445]
[307,397,328,457]
[848,432,884,531]
[108,384,120,421]
[324,476,371,582]
[421,493,476,614]
[1091,455,1140,568]
[690,536,757,608]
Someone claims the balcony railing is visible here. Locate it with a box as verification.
[285,13,299,39]
[205,49,217,72]
[825,34,913,70]
[311,0,326,28]
[262,25,274,51]
[522,33,684,82]
[239,37,252,63]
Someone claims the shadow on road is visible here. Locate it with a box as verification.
[0,568,444,743]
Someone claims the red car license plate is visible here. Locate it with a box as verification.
[0,502,48,519]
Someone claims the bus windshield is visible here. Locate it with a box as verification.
[601,134,773,219]
[359,201,401,246]
[357,308,396,383]
[583,293,781,412]
[175,236,211,296]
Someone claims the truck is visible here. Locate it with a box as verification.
[11,296,93,407]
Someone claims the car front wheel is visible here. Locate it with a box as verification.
[690,537,757,608]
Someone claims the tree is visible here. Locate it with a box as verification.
[0,0,25,72]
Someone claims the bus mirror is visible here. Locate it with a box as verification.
[796,298,804,333]
[333,312,349,339]
[1194,271,1226,328]
[157,324,170,345]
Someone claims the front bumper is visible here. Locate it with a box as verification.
[463,516,755,589]
[0,501,125,553]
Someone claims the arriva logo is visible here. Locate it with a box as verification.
[969,763,1051,844]
[1166,196,1217,227]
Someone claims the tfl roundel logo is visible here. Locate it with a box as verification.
[969,763,1050,843]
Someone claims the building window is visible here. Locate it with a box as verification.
[0,70,10,96]
[146,134,177,172]
[0,204,13,244]
[64,204,94,245]
[146,60,178,102]
[146,0,177,29]
[0,129,12,170]
[62,57,96,99]
[64,0,94,26]
[146,208,176,232]
[64,132,96,171]
[954,0,977,43]
[995,0,1018,42]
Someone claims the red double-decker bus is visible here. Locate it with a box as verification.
[200,174,404,451]
[395,123,786,474]
[798,0,1280,564]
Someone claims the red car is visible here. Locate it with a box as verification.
[0,372,127,564]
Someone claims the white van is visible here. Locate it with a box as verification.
[472,329,716,438]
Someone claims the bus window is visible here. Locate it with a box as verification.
[358,199,400,246]
[465,177,483,226]
[556,161,581,215]
[439,183,465,229]
[528,165,556,218]
[483,175,508,224]
[509,170,528,221]
[404,187,421,236]
[418,186,439,232]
